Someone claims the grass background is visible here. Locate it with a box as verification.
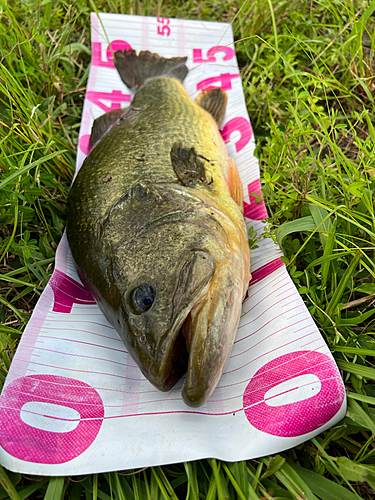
[1,0,375,498]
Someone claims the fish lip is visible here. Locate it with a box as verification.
[147,306,193,392]
[145,250,215,392]
[181,278,244,407]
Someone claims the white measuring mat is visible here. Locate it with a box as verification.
[0,14,346,475]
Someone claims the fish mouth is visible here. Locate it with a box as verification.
[134,249,245,407]
[146,249,216,395]
[155,314,191,392]
[180,279,243,407]
[149,277,242,408]
[147,297,201,393]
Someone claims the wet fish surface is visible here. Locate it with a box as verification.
[67,50,251,406]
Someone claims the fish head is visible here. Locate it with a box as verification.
[120,246,216,393]
[100,184,249,406]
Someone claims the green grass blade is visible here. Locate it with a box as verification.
[262,457,317,500]
[276,216,316,247]
[305,251,351,270]
[184,462,199,500]
[309,204,332,248]
[332,346,375,356]
[206,474,217,500]
[209,459,226,500]
[68,483,83,500]
[321,218,337,286]
[81,478,112,500]
[0,465,21,500]
[346,398,375,435]
[326,251,362,315]
[0,150,66,190]
[93,474,98,500]
[221,463,248,500]
[16,478,49,500]
[288,461,362,500]
[347,392,375,405]
[338,309,375,325]
[337,359,375,381]
[155,467,179,500]
[150,469,174,500]
[43,477,65,500]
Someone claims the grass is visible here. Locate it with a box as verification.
[0,0,375,498]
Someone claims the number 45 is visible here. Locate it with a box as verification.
[157,18,171,36]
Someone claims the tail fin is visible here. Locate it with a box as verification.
[114,50,188,90]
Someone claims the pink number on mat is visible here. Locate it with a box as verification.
[0,374,104,464]
[193,46,235,63]
[92,40,133,68]
[243,350,345,437]
[221,117,252,152]
[49,269,96,313]
[157,18,171,37]
[86,90,131,113]
[197,73,240,91]
[243,179,268,220]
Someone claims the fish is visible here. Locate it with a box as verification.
[67,50,251,407]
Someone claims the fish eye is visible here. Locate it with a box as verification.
[131,284,156,313]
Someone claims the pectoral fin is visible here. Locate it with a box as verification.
[226,157,244,213]
[170,142,208,187]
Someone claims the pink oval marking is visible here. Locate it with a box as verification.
[193,46,235,63]
[0,375,104,464]
[243,179,268,220]
[49,269,96,313]
[221,117,252,153]
[79,134,91,156]
[243,350,345,437]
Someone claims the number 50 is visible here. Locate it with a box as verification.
[157,18,171,36]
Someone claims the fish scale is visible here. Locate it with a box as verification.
[67,50,250,406]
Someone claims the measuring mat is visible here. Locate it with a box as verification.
[0,14,346,476]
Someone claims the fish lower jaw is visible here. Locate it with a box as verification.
[146,319,220,408]
[142,311,192,394]
[182,372,222,408]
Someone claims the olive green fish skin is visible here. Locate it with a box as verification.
[67,77,250,406]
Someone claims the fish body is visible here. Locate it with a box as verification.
[67,51,250,406]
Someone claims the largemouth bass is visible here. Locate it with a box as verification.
[67,50,250,406]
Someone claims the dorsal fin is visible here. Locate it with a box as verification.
[195,88,228,125]
[114,50,188,91]
[89,107,126,150]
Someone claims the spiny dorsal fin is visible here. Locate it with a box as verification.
[195,87,228,125]
[89,107,126,150]
[114,50,188,91]
[195,88,228,125]
[170,142,208,187]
